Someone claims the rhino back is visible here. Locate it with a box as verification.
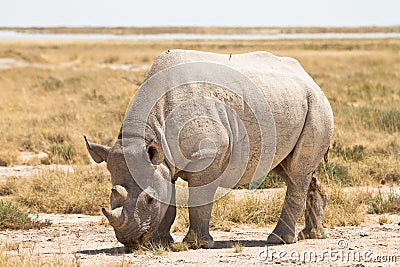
[140,50,332,184]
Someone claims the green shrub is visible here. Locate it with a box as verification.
[41,76,64,91]
[331,142,366,162]
[367,189,400,214]
[0,201,51,230]
[236,173,285,190]
[358,107,400,133]
[317,161,353,186]
[49,143,74,162]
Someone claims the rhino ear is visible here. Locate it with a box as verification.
[147,141,164,165]
[84,136,110,163]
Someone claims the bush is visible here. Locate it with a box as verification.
[317,161,353,186]
[0,201,51,230]
[49,143,75,162]
[331,142,366,162]
[41,76,64,91]
[367,189,400,214]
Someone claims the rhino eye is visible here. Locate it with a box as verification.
[147,146,157,161]
[146,142,164,165]
[147,195,154,205]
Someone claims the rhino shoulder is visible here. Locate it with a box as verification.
[144,50,196,80]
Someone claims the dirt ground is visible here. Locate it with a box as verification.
[0,212,398,266]
[0,164,399,267]
[0,164,398,266]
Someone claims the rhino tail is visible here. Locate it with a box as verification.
[323,147,329,163]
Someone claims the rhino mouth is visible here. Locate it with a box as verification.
[115,221,155,248]
[121,231,151,252]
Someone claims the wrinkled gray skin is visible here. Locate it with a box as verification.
[85,50,334,250]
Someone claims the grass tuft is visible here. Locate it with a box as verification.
[0,201,51,230]
[323,186,369,227]
[378,215,388,225]
[40,76,64,91]
[142,242,168,256]
[49,143,75,162]
[0,177,17,196]
[367,189,400,214]
[317,161,353,186]
[8,166,110,215]
[211,193,284,227]
[182,230,205,249]
[331,142,366,162]
[169,242,189,252]
[232,242,243,253]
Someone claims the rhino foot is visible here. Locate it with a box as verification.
[298,227,327,240]
[267,232,297,244]
[150,232,174,246]
[183,230,214,249]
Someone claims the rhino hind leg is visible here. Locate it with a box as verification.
[150,184,176,245]
[267,165,312,244]
[298,174,328,240]
[267,107,332,244]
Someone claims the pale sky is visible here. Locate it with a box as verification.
[0,0,399,27]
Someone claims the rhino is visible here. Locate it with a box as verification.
[85,49,334,250]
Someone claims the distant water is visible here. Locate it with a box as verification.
[0,30,400,41]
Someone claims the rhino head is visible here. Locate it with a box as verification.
[84,136,170,250]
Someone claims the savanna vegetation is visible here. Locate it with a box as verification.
[0,37,399,234]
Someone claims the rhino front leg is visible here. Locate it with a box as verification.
[298,174,328,240]
[183,203,214,248]
[151,182,176,245]
[183,181,217,249]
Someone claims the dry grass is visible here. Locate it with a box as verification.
[168,242,189,252]
[378,215,389,225]
[3,242,19,251]
[169,184,400,232]
[0,253,71,267]
[0,38,399,239]
[0,38,399,186]
[211,193,284,227]
[323,186,370,228]
[232,242,243,253]
[0,165,395,229]
[0,165,111,215]
[0,247,126,267]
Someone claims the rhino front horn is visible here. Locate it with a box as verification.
[101,207,126,229]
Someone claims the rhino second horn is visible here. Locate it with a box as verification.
[102,207,126,229]
[112,185,129,205]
